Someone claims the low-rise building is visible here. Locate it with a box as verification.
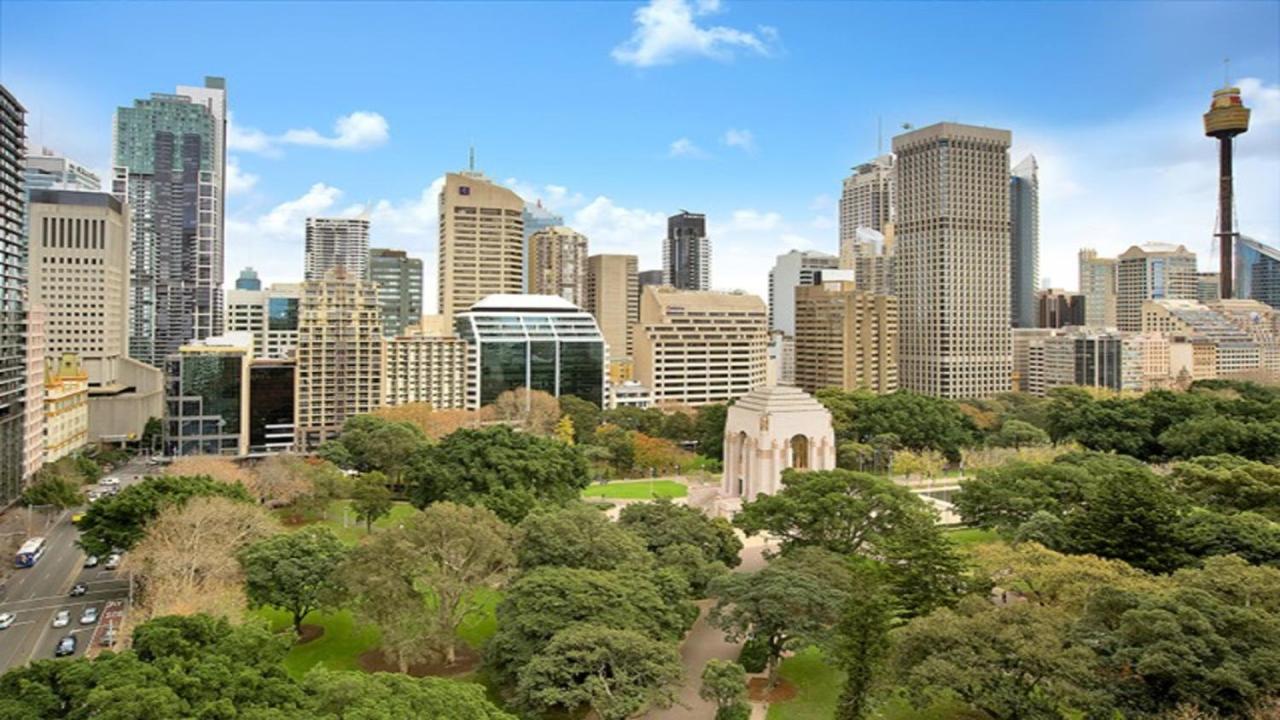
[44,354,89,463]
[164,332,253,457]
[384,322,468,409]
[1142,299,1262,377]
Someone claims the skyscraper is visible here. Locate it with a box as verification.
[235,267,262,291]
[1115,243,1197,332]
[24,147,102,191]
[586,254,639,362]
[1010,155,1039,328]
[838,154,894,248]
[522,200,563,288]
[0,85,28,506]
[1035,289,1086,328]
[528,226,588,306]
[1236,236,1279,310]
[437,171,525,327]
[839,227,895,295]
[369,248,423,337]
[225,283,302,359]
[305,217,370,281]
[1078,249,1118,327]
[893,122,1013,399]
[767,249,839,335]
[663,211,710,290]
[21,306,44,483]
[114,77,227,365]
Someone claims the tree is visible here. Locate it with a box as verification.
[342,502,513,667]
[1059,460,1190,573]
[1176,509,1280,566]
[619,498,743,568]
[302,670,515,720]
[515,504,650,572]
[1172,454,1280,521]
[350,472,394,532]
[953,460,1093,533]
[558,395,601,444]
[78,475,254,556]
[516,624,682,720]
[326,414,430,479]
[878,512,969,617]
[694,404,729,460]
[700,660,749,720]
[593,423,636,476]
[240,526,348,634]
[710,547,851,688]
[554,415,575,445]
[632,432,693,473]
[733,468,932,557]
[490,388,561,436]
[20,474,83,508]
[816,390,976,462]
[373,401,497,441]
[1159,416,1280,462]
[659,410,698,444]
[124,497,279,622]
[406,425,590,523]
[141,416,163,451]
[165,456,253,489]
[989,419,1050,449]
[889,449,945,480]
[831,561,896,720]
[250,454,336,507]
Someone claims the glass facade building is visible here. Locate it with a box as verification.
[249,361,295,453]
[163,334,250,456]
[1236,236,1280,310]
[0,85,29,507]
[369,247,423,337]
[456,295,605,408]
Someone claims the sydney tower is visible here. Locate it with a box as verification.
[1203,84,1251,299]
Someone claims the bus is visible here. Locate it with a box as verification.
[14,537,47,568]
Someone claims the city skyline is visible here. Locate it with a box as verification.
[1,1,1278,311]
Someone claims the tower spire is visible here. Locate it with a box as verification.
[468,146,475,172]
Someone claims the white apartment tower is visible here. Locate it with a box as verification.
[893,122,1013,399]
[225,283,302,359]
[305,217,370,281]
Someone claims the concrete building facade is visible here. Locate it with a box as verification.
[369,248,423,337]
[528,226,589,307]
[226,284,302,360]
[586,254,639,362]
[793,279,898,395]
[304,217,370,282]
[768,249,839,336]
[1116,243,1197,332]
[438,171,525,327]
[839,154,894,245]
[722,386,835,505]
[21,306,44,482]
[24,147,101,191]
[383,324,468,410]
[1078,249,1118,328]
[1036,288,1086,328]
[43,354,89,462]
[839,227,895,296]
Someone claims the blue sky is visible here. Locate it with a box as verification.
[2,0,1278,309]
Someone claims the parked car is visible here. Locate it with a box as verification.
[84,555,99,568]
[69,583,87,597]
[55,636,76,657]
[100,627,117,647]
[79,607,98,625]
[52,610,70,628]
[105,554,122,570]
[0,612,15,630]
[100,477,120,487]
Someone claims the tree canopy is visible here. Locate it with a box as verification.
[515,504,650,572]
[77,474,254,556]
[240,526,348,634]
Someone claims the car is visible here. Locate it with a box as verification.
[69,583,87,597]
[79,607,98,625]
[100,477,119,487]
[84,555,99,568]
[52,610,70,628]
[86,490,102,503]
[100,627,117,647]
[104,554,122,570]
[0,612,15,630]
[71,513,85,525]
[54,636,76,657]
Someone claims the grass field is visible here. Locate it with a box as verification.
[581,479,688,500]
[945,527,1002,548]
[279,499,419,544]
[767,647,842,720]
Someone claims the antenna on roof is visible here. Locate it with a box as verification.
[468,146,475,172]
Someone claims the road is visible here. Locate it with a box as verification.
[0,459,148,673]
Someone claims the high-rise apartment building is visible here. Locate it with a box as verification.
[164,332,251,456]
[839,227,895,295]
[225,283,302,359]
[438,171,525,327]
[235,267,261,291]
[586,254,639,361]
[1010,155,1039,328]
[522,200,562,287]
[1078,249,1118,328]
[295,269,384,450]
[114,77,226,366]
[663,211,710,291]
[21,306,44,483]
[1035,288,1086,328]
[839,154,894,246]
[383,323,468,409]
[305,217,370,281]
[893,122,1013,399]
[1235,236,1279,310]
[793,278,898,395]
[0,85,28,506]
[638,269,664,288]
[768,250,839,335]
[24,147,101,191]
[528,226,588,306]
[1115,243,1197,332]
[369,248,423,337]
[633,287,767,407]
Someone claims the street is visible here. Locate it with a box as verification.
[0,459,148,673]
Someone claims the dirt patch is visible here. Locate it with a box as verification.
[296,624,325,645]
[747,677,798,703]
[357,644,482,678]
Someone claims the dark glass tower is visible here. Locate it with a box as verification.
[663,211,709,290]
[0,85,27,506]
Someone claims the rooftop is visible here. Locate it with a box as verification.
[733,385,830,415]
[467,294,583,313]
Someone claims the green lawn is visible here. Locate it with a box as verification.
[945,527,1002,548]
[767,647,842,720]
[581,480,688,500]
[279,499,419,545]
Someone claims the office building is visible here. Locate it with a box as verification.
[295,269,384,450]
[305,217,369,281]
[1210,298,1280,375]
[1116,243,1197,332]
[528,226,588,306]
[893,122,1013,399]
[586,254,639,362]
[768,249,839,335]
[766,330,795,387]
[633,287,767,407]
[226,283,302,359]
[437,171,525,327]
[114,77,226,365]
[1197,272,1222,303]
[1124,333,1172,391]
[1036,289,1086,328]
[384,322,468,409]
[0,85,28,506]
[1012,328,1059,393]
[1039,330,1125,394]
[369,248,423,337]
[235,267,261,291]
[1078,249,1118,328]
[24,147,101,191]
[248,359,295,454]
[663,211,710,290]
[793,277,898,395]
[1142,299,1261,377]
[1010,155,1039,328]
[21,306,44,482]
[839,226,895,295]
[839,154,894,245]
[638,269,664,289]
[1236,236,1279,310]
[455,295,605,408]
[163,332,251,457]
[611,380,653,409]
[43,354,89,462]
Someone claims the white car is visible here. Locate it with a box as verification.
[0,612,15,630]
[52,610,70,628]
[79,607,98,625]
[105,554,122,570]
[100,477,120,487]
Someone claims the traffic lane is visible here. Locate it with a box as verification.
[0,511,85,671]
[0,570,127,665]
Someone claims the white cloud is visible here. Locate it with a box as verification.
[229,111,390,155]
[728,208,781,232]
[572,196,668,264]
[722,127,755,152]
[612,0,778,67]
[224,157,258,195]
[668,137,706,158]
